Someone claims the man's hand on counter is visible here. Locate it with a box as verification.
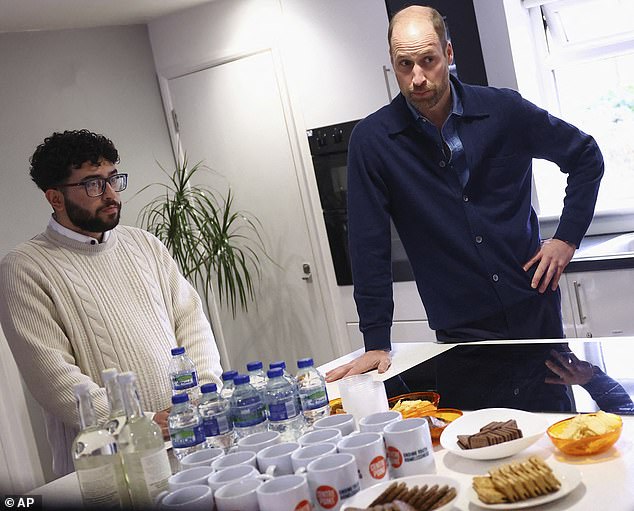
[153,407,171,440]
[325,350,392,382]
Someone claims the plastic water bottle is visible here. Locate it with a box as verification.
[270,360,302,411]
[296,357,330,427]
[72,383,131,509]
[101,368,127,439]
[220,370,238,400]
[198,383,235,451]
[264,368,305,441]
[246,361,268,397]
[168,393,206,461]
[229,374,268,439]
[168,346,200,403]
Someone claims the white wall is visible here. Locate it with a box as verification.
[0,24,174,488]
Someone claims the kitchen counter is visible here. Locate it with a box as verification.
[30,337,634,509]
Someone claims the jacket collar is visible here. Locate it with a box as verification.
[385,75,490,135]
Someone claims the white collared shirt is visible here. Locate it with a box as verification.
[48,216,111,245]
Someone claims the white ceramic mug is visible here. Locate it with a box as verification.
[383,417,436,477]
[313,413,356,436]
[207,464,272,494]
[180,447,225,469]
[358,410,402,433]
[235,430,281,453]
[298,428,342,446]
[257,441,300,476]
[291,442,338,472]
[158,484,213,510]
[166,466,215,492]
[306,453,360,511]
[211,450,257,471]
[214,477,263,511]
[341,380,389,424]
[257,474,313,511]
[337,432,388,489]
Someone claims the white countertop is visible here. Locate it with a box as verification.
[32,338,634,509]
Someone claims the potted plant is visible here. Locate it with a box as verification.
[134,156,266,318]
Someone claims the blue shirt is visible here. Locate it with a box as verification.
[347,76,604,350]
[406,81,470,188]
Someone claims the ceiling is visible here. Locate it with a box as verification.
[0,0,214,33]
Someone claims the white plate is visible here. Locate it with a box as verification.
[468,463,582,509]
[440,408,548,460]
[341,474,460,511]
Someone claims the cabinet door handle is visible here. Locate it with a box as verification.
[382,65,395,102]
[573,280,586,324]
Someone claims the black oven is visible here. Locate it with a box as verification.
[308,120,414,286]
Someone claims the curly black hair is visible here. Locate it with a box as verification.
[29,130,120,192]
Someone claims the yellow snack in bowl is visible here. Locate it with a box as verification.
[390,399,437,418]
[559,411,621,440]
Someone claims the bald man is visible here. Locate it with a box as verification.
[326,6,603,382]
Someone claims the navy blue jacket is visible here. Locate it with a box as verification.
[347,77,604,350]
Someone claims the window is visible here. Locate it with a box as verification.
[526,0,634,230]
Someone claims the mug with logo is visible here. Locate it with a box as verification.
[298,428,342,446]
[157,484,213,510]
[166,466,215,492]
[306,453,360,511]
[214,477,263,511]
[257,474,313,511]
[291,442,338,473]
[207,464,272,494]
[358,410,402,433]
[313,413,356,436]
[235,430,281,453]
[257,441,300,476]
[211,450,257,471]
[337,432,388,489]
[383,417,436,477]
[179,447,225,470]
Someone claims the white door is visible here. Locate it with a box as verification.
[167,50,337,370]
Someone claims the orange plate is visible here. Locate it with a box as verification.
[547,414,623,456]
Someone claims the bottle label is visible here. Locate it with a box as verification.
[171,371,198,391]
[137,448,171,502]
[233,397,266,428]
[203,413,232,436]
[268,399,298,422]
[171,423,206,448]
[76,462,125,508]
[300,388,329,410]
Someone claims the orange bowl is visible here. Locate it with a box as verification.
[388,391,441,419]
[423,408,463,445]
[547,413,623,456]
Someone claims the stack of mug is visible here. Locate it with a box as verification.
[156,404,436,510]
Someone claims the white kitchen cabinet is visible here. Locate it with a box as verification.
[281,0,395,128]
[560,269,634,338]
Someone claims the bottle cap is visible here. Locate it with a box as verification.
[73,382,92,397]
[233,374,250,386]
[171,346,186,356]
[117,371,136,386]
[222,370,238,381]
[101,367,118,383]
[270,361,286,370]
[297,358,314,369]
[246,361,263,371]
[267,368,283,378]
[201,383,218,394]
[171,393,189,404]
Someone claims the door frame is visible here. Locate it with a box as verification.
[153,44,350,367]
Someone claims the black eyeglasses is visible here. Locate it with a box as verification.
[56,173,128,197]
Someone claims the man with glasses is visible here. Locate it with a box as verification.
[0,130,223,476]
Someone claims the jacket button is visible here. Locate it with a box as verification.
[439,160,446,168]
[492,274,499,282]
[475,236,483,244]
[463,195,469,202]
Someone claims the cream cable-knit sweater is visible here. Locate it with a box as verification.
[0,225,223,474]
